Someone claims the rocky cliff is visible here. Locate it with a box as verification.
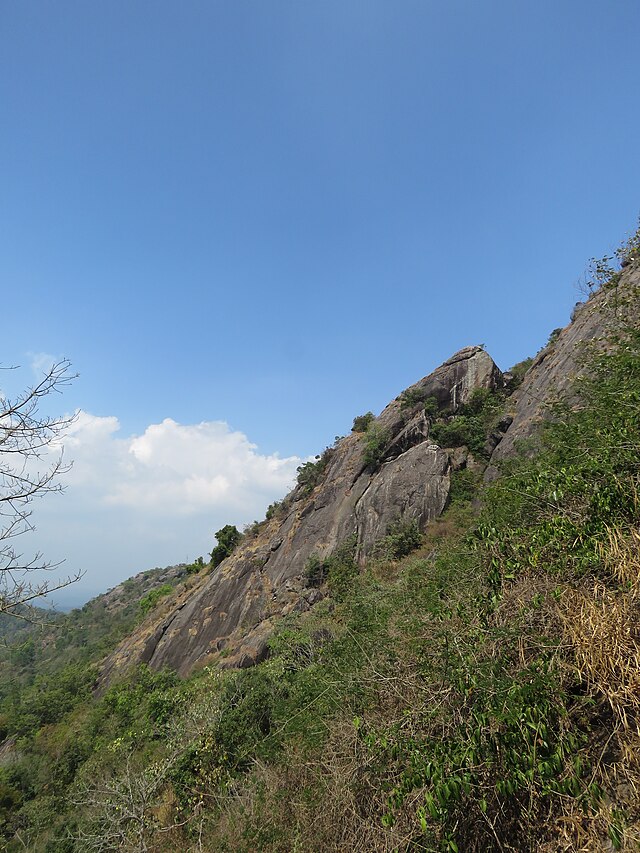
[99,345,504,682]
[99,258,640,685]
[492,257,640,465]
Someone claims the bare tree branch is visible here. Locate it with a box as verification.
[0,359,82,616]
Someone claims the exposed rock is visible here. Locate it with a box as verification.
[449,446,469,472]
[98,345,504,685]
[489,263,640,468]
[354,444,450,561]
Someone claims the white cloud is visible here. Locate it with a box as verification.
[66,414,300,514]
[27,351,61,379]
[22,412,303,604]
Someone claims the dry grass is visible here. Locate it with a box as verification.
[559,526,640,728]
[208,717,430,853]
[549,525,640,851]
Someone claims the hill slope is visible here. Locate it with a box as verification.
[1,236,639,852]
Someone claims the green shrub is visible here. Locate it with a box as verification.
[296,448,334,493]
[399,387,429,410]
[400,388,441,419]
[303,538,358,599]
[139,583,172,614]
[265,500,282,520]
[186,556,204,574]
[362,421,390,467]
[429,388,504,457]
[374,517,423,561]
[210,524,242,568]
[325,537,358,600]
[304,553,327,587]
[448,467,482,505]
[508,356,533,390]
[352,412,375,432]
[423,395,440,418]
[546,327,562,347]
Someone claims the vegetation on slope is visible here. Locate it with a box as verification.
[1,240,639,852]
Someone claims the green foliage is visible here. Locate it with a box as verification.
[546,327,562,347]
[304,552,326,587]
[101,664,178,727]
[362,421,390,467]
[351,411,375,432]
[139,582,172,614]
[423,395,440,418]
[325,537,358,600]
[400,387,441,415]
[480,325,640,583]
[448,467,482,505]
[296,448,334,493]
[186,555,205,574]
[374,517,423,561]
[1,661,97,738]
[265,500,282,520]
[577,219,639,298]
[430,387,503,457]
[303,537,358,600]
[210,524,242,568]
[616,217,640,266]
[508,356,533,390]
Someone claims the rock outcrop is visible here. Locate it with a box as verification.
[98,346,504,683]
[489,260,640,467]
[99,260,640,687]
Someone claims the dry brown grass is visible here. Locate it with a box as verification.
[207,717,430,853]
[559,526,640,728]
[549,525,640,851]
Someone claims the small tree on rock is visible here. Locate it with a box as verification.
[210,524,242,568]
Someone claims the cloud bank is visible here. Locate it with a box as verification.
[29,412,303,604]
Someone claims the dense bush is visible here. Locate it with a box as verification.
[374,517,423,561]
[448,467,482,505]
[296,448,334,493]
[352,412,375,432]
[507,356,533,389]
[362,421,390,467]
[139,583,172,614]
[400,388,440,414]
[303,537,358,600]
[265,500,283,520]
[429,387,504,456]
[210,524,242,568]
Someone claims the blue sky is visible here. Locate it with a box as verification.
[2,1,640,602]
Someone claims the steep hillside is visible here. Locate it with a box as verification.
[99,346,505,681]
[99,253,640,687]
[492,255,640,464]
[0,563,196,739]
[1,234,639,852]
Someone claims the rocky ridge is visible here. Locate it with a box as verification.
[492,258,640,465]
[99,259,640,685]
[99,345,503,682]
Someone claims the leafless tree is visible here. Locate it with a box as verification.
[0,358,82,617]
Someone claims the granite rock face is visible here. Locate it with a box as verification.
[489,260,640,469]
[98,346,504,683]
[98,264,640,686]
